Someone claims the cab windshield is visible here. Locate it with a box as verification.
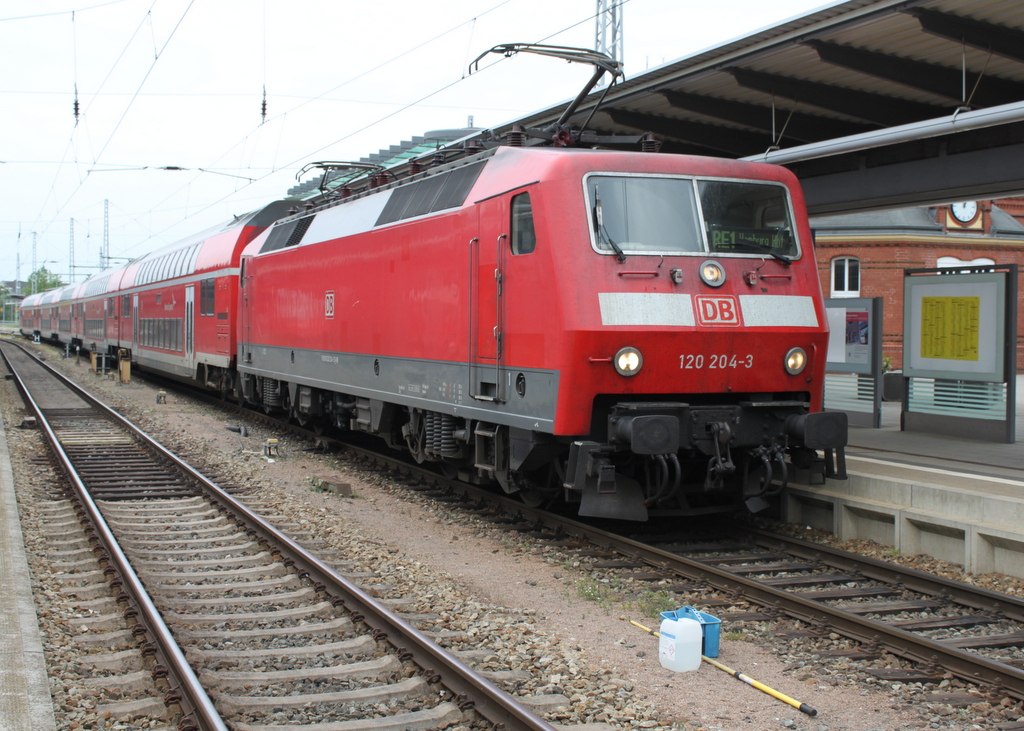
[587,175,798,259]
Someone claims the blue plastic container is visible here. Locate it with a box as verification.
[660,606,721,658]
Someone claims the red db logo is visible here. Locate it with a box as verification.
[695,295,740,326]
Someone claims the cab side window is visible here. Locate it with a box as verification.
[510,192,536,255]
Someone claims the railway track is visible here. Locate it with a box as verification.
[374,481,1024,705]
[0,339,561,731]
[12,339,1024,720]
[420,488,1024,706]
[233,419,1024,708]
[83,343,1024,708]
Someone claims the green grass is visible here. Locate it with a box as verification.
[574,577,614,612]
[631,588,677,618]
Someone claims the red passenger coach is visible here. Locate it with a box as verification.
[19,292,42,338]
[237,145,847,520]
[116,201,291,389]
[20,201,290,392]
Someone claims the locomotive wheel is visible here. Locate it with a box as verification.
[515,464,561,508]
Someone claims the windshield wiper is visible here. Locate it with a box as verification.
[733,237,792,266]
[593,186,626,263]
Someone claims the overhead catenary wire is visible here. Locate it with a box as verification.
[72,11,80,125]
[30,0,177,242]
[39,0,549,256]
[0,0,130,23]
[114,0,526,253]
[19,0,629,269]
[121,0,630,255]
[260,0,267,124]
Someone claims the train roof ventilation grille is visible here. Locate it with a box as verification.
[260,215,315,254]
[375,160,486,227]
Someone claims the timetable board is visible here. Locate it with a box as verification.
[903,272,1005,381]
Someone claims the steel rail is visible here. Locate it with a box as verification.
[4,341,558,731]
[63,344,1024,700]
[349,460,1024,701]
[742,526,1024,623]
[0,342,227,731]
[492,502,1024,700]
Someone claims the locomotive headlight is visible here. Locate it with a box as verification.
[699,260,726,287]
[784,347,807,375]
[614,347,643,376]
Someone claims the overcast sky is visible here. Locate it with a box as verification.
[0,0,834,287]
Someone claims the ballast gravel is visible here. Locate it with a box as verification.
[4,338,1024,730]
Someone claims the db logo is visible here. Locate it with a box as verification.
[695,295,740,326]
[325,291,335,319]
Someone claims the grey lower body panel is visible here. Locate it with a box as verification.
[137,349,195,379]
[238,343,559,433]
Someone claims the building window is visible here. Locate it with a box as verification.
[937,256,994,272]
[831,256,860,298]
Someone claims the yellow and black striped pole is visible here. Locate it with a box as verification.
[629,620,817,717]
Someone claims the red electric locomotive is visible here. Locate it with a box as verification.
[235,144,846,520]
[20,47,847,521]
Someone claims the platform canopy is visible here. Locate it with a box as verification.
[501,0,1024,215]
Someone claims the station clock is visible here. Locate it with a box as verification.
[950,201,978,224]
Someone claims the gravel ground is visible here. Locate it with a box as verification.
[6,337,1024,730]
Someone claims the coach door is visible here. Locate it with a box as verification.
[132,295,139,361]
[470,196,506,402]
[239,256,251,363]
[185,285,195,373]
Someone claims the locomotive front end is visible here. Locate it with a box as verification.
[559,162,847,520]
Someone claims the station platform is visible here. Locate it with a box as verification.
[0,410,57,729]
[785,376,1024,579]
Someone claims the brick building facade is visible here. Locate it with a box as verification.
[811,198,1024,372]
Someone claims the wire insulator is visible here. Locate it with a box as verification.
[507,124,525,147]
[641,133,662,153]
[409,160,423,176]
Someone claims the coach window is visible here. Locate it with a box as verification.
[831,256,860,298]
[201,278,215,316]
[510,193,536,255]
[170,249,183,278]
[122,294,130,318]
[187,244,201,273]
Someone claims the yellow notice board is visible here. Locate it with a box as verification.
[904,271,1005,381]
[919,296,980,361]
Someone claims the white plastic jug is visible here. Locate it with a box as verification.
[658,616,702,672]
